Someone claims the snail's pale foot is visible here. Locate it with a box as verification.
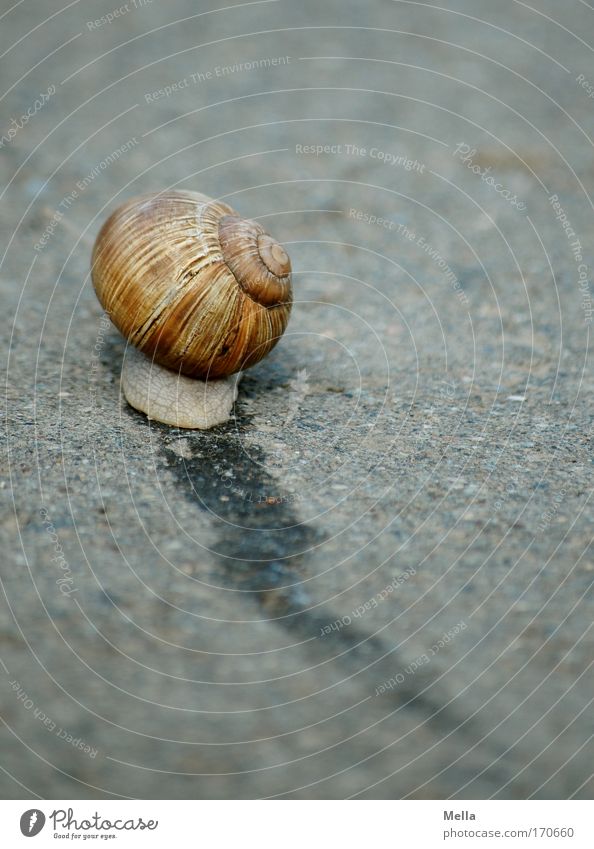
[121,347,240,429]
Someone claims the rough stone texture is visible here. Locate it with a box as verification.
[1,0,593,799]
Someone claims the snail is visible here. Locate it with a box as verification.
[91,190,292,428]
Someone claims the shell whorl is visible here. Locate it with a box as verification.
[218,215,291,307]
[91,190,292,379]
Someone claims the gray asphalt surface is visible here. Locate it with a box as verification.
[1,0,593,799]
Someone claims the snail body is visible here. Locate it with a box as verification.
[91,190,293,428]
[121,347,240,429]
[92,190,292,379]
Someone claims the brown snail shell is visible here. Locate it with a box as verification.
[91,190,292,379]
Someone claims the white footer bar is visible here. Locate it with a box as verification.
[0,800,591,848]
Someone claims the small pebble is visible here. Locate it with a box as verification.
[169,440,193,459]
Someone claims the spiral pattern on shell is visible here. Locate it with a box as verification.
[91,190,292,379]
